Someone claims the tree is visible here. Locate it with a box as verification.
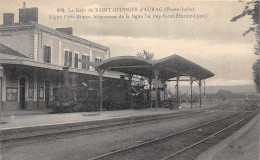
[136,50,154,61]
[252,59,260,93]
[231,1,260,93]
[231,0,259,55]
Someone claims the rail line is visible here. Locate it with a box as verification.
[161,104,257,160]
[88,103,258,160]
[1,104,232,149]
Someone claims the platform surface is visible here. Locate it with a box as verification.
[0,102,218,130]
[195,103,259,160]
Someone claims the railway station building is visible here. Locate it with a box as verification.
[0,5,121,111]
[0,4,214,112]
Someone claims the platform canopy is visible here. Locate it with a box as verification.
[97,54,214,81]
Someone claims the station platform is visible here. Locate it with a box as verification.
[196,105,259,160]
[0,102,223,143]
[0,103,218,130]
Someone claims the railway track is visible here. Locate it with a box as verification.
[88,103,258,160]
[1,104,232,148]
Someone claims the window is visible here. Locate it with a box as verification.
[95,57,102,63]
[44,46,51,63]
[6,88,18,101]
[28,79,34,98]
[74,53,78,68]
[39,87,44,99]
[64,50,72,67]
[82,55,90,70]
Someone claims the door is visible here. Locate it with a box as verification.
[19,78,25,109]
[45,81,50,108]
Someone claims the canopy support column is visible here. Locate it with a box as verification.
[153,67,159,108]
[0,79,2,122]
[199,80,202,108]
[63,67,70,86]
[190,77,193,109]
[176,76,180,105]
[163,82,166,106]
[204,80,206,105]
[149,77,152,108]
[98,70,104,112]
[126,74,133,109]
[0,66,3,122]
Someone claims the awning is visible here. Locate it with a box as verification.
[97,54,214,81]
[97,56,153,78]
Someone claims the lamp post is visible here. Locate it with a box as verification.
[0,66,3,122]
[126,74,133,109]
[190,77,193,109]
[153,67,159,108]
[97,70,104,112]
[199,80,202,108]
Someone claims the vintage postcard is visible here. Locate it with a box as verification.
[0,0,259,160]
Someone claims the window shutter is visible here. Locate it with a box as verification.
[75,54,78,68]
[48,47,51,63]
[44,46,51,63]
[64,51,68,66]
[69,51,72,67]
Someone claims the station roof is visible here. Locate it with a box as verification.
[0,43,119,79]
[0,43,28,58]
[97,54,214,81]
[0,22,110,52]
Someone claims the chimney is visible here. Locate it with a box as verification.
[56,27,73,35]
[19,2,38,23]
[3,13,14,25]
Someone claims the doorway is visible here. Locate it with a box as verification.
[45,81,50,108]
[19,78,25,109]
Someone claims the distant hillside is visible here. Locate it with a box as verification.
[171,85,257,94]
[205,85,256,94]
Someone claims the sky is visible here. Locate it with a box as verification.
[0,0,258,87]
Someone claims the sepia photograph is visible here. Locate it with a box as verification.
[0,0,259,160]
